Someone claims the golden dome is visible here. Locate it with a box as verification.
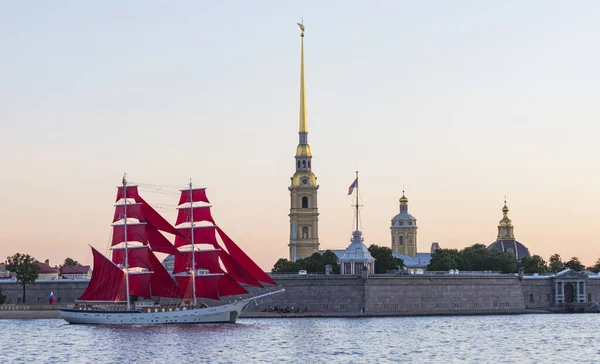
[499,202,512,227]
[399,191,408,204]
[291,171,317,187]
[296,144,312,157]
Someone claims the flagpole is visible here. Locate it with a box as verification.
[355,170,359,231]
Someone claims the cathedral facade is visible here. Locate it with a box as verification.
[288,25,319,261]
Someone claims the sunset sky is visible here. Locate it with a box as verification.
[1,1,599,270]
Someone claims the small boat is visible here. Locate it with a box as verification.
[60,175,283,325]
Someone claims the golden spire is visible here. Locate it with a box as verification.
[298,21,307,134]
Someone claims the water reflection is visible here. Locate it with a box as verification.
[3,314,600,363]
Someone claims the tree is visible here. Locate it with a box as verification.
[5,253,39,303]
[549,254,564,273]
[519,255,549,274]
[428,248,462,271]
[368,245,403,274]
[63,257,81,267]
[588,257,600,273]
[321,250,341,274]
[271,258,301,273]
[461,244,493,271]
[564,256,585,272]
[491,251,519,274]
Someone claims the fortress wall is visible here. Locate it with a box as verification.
[520,279,553,309]
[364,275,526,314]
[249,276,365,312]
[0,281,88,304]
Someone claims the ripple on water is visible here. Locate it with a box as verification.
[2,315,600,363]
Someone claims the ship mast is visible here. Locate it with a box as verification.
[123,173,131,310]
[189,179,197,307]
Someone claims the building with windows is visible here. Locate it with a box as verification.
[60,265,91,279]
[391,191,418,257]
[36,259,59,280]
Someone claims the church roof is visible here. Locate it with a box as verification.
[393,252,431,268]
[392,212,416,222]
[487,240,531,260]
[339,231,375,262]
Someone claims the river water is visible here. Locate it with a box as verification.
[2,314,599,363]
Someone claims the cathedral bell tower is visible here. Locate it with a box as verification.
[289,22,320,261]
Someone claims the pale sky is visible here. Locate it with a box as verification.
[1,1,599,269]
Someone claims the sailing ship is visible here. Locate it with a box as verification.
[60,175,283,324]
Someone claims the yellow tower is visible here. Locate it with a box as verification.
[390,191,418,257]
[289,22,320,261]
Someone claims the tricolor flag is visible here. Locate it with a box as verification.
[49,291,56,305]
[348,178,358,195]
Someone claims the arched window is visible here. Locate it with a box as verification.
[308,160,311,168]
[302,160,306,168]
[546,293,551,302]
[302,226,309,239]
[399,236,404,246]
[588,293,592,302]
[529,293,534,303]
[301,196,309,208]
[297,160,300,169]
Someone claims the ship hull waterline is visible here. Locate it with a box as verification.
[59,300,247,325]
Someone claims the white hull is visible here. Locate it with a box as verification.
[60,300,247,325]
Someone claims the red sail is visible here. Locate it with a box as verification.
[112,223,148,246]
[112,246,153,269]
[176,275,221,300]
[138,196,181,236]
[175,206,215,225]
[175,226,217,247]
[112,246,180,298]
[216,227,275,285]
[129,273,152,298]
[178,188,210,205]
[116,185,140,202]
[79,247,126,301]
[172,250,222,274]
[113,203,144,223]
[218,248,262,288]
[218,274,248,296]
[145,224,178,255]
[146,251,181,298]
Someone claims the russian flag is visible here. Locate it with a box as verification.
[49,291,56,305]
[348,178,358,195]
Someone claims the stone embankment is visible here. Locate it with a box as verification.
[0,304,60,319]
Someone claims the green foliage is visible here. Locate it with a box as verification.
[6,253,40,304]
[428,248,463,271]
[63,257,81,267]
[549,254,564,273]
[519,255,549,274]
[368,245,403,274]
[271,250,341,274]
[0,287,5,305]
[588,257,600,273]
[271,258,302,273]
[428,244,519,273]
[564,257,585,272]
